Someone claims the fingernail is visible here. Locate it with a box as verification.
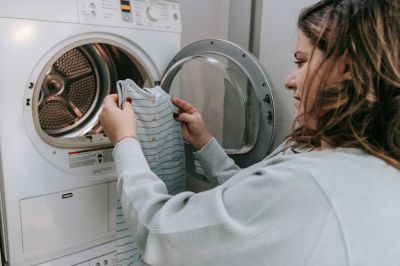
[173,112,179,118]
[171,97,175,102]
[126,98,132,104]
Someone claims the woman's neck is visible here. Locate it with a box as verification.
[321,140,331,149]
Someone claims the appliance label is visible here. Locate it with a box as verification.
[68,147,114,169]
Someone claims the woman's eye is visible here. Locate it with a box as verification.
[294,60,305,67]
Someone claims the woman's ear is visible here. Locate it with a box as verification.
[341,57,352,81]
[343,63,352,80]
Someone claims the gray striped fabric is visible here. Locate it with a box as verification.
[115,79,186,265]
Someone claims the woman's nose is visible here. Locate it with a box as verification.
[285,71,297,91]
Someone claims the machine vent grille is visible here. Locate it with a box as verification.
[68,76,97,116]
[54,48,92,77]
[39,101,76,130]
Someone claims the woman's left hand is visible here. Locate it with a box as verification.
[99,94,137,145]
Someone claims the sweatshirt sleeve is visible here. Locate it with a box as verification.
[193,137,241,184]
[113,138,334,266]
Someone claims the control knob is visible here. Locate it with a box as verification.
[146,5,161,22]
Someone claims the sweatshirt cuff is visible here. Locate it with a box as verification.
[112,137,151,178]
[193,138,230,178]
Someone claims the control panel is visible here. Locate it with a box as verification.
[77,0,181,32]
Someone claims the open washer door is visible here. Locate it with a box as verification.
[161,39,275,178]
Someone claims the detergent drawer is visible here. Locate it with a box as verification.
[20,183,109,254]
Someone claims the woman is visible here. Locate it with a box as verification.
[100,0,400,265]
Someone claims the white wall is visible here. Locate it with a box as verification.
[259,0,317,148]
[228,0,252,50]
[180,0,230,47]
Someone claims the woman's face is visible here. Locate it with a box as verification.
[285,31,324,126]
[285,30,350,128]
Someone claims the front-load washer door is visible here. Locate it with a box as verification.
[161,39,275,174]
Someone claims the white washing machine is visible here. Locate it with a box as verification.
[0,0,181,265]
[0,0,275,265]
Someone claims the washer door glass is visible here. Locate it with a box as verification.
[161,39,275,167]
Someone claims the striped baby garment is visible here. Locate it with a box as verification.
[115,79,186,265]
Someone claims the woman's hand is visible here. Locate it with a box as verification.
[99,94,136,145]
[172,97,212,151]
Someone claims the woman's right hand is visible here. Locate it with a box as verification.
[171,97,213,151]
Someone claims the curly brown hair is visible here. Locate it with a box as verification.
[291,0,400,169]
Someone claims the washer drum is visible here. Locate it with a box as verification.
[35,43,148,140]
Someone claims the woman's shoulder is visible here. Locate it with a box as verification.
[278,146,397,175]
[252,144,399,194]
[267,146,400,198]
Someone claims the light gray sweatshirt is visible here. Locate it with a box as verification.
[113,137,400,266]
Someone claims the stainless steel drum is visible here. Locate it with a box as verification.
[36,43,149,139]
